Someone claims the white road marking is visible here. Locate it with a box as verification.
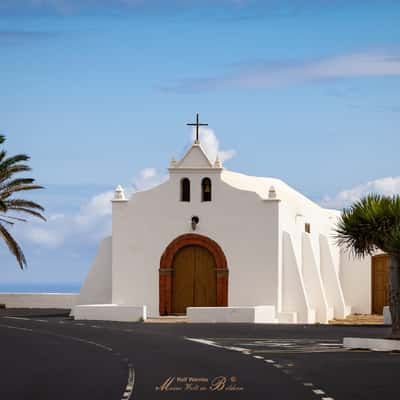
[186,338,223,349]
[185,336,339,400]
[0,324,33,332]
[3,317,49,323]
[200,337,343,353]
[1,320,136,400]
[121,367,135,400]
[56,335,114,352]
[227,346,248,352]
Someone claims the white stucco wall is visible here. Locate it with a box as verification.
[339,250,371,314]
[301,233,331,323]
[76,236,112,306]
[78,142,369,322]
[112,167,280,317]
[320,235,349,318]
[282,232,312,323]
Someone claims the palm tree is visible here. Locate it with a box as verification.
[0,135,45,269]
[335,194,400,338]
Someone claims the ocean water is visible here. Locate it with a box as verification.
[0,283,81,293]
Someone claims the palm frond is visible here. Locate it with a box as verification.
[0,218,14,225]
[0,178,35,192]
[0,153,30,168]
[0,223,27,269]
[0,164,31,182]
[1,184,44,199]
[5,199,44,211]
[0,213,27,222]
[7,207,45,221]
[335,194,400,257]
[0,137,45,269]
[0,154,31,179]
[0,199,6,212]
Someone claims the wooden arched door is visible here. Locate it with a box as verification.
[171,245,217,314]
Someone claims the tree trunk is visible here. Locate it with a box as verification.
[389,255,400,339]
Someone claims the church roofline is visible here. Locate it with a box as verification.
[170,141,223,171]
[177,142,213,168]
[168,167,223,173]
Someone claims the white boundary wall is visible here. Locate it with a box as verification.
[74,304,146,322]
[187,306,276,323]
[0,293,79,309]
[344,337,400,351]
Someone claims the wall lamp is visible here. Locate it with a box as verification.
[191,216,200,231]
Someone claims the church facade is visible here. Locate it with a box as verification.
[74,133,385,323]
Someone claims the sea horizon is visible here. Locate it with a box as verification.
[0,283,82,293]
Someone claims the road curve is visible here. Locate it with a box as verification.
[0,320,131,400]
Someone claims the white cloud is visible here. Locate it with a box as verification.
[17,128,232,249]
[81,191,114,218]
[219,149,237,162]
[17,167,167,248]
[21,226,64,248]
[190,127,237,163]
[170,51,400,91]
[48,213,65,221]
[141,168,157,179]
[132,167,167,192]
[321,176,400,209]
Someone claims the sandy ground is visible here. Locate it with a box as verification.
[145,314,385,325]
[329,314,384,325]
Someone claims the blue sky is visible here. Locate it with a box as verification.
[1,0,400,288]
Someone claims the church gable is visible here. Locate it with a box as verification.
[175,143,214,169]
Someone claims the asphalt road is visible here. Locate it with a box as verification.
[0,308,398,400]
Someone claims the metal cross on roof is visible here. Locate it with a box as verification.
[186,113,208,144]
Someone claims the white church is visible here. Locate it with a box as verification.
[73,116,387,324]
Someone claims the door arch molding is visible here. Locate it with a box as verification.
[159,233,228,315]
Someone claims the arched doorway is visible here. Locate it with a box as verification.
[159,234,228,315]
[171,245,216,314]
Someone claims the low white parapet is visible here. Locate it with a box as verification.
[74,304,147,322]
[277,311,298,323]
[383,306,392,325]
[0,293,79,309]
[187,306,276,323]
[343,337,400,352]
